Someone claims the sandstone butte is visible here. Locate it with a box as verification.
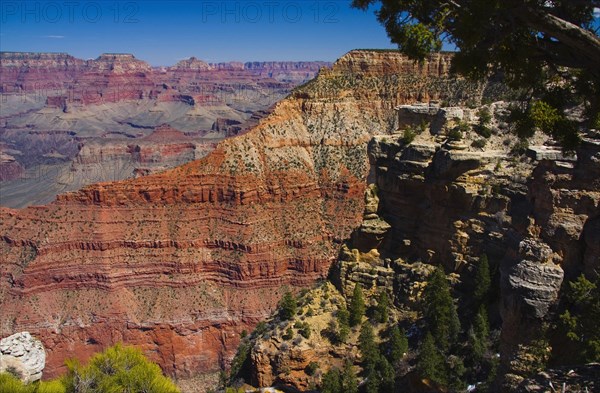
[0,50,485,380]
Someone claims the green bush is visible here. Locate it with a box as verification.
[279,291,297,321]
[477,107,492,125]
[447,128,463,141]
[305,361,319,376]
[0,373,33,393]
[473,124,492,138]
[510,139,529,156]
[471,139,487,149]
[283,327,294,340]
[63,344,180,393]
[401,128,417,144]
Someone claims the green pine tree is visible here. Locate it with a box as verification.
[423,267,461,352]
[337,308,350,343]
[473,254,491,307]
[377,356,395,393]
[359,322,381,393]
[279,291,297,321]
[321,368,341,393]
[341,360,358,393]
[417,332,447,387]
[349,284,366,327]
[559,275,600,363]
[387,326,408,365]
[374,291,390,324]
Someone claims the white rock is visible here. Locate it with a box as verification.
[0,332,46,383]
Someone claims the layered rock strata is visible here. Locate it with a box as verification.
[0,50,486,381]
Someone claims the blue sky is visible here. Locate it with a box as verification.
[0,0,398,65]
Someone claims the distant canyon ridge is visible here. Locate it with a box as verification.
[0,52,330,207]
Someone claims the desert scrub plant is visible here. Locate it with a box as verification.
[471,139,487,149]
[402,127,417,144]
[510,139,529,156]
[447,128,463,141]
[62,343,180,393]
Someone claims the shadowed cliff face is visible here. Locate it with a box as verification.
[0,50,488,381]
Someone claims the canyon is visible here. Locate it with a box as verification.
[241,102,599,391]
[1,49,598,392]
[0,52,329,207]
[0,50,477,383]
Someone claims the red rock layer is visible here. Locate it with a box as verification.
[0,52,330,106]
[0,50,467,380]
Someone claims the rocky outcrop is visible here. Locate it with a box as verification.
[0,332,46,383]
[0,50,490,381]
[516,363,599,392]
[249,283,359,391]
[343,102,599,385]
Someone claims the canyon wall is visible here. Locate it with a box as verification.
[0,50,488,382]
[0,52,330,207]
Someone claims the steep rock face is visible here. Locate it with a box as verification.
[0,50,478,381]
[0,332,46,383]
[349,104,599,385]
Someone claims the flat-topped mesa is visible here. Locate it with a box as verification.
[89,53,152,73]
[171,57,212,71]
[331,49,452,77]
[0,49,492,380]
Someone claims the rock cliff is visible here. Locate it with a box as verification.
[245,100,599,390]
[0,50,490,383]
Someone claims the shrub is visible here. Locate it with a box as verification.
[471,139,487,149]
[447,128,463,141]
[401,128,417,144]
[283,327,294,340]
[63,344,180,393]
[477,107,492,125]
[305,361,319,376]
[474,124,492,138]
[510,139,529,155]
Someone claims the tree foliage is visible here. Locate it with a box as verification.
[320,368,342,393]
[279,291,298,321]
[373,291,390,324]
[473,254,491,308]
[423,267,461,352]
[387,326,408,365]
[319,361,358,393]
[340,360,358,393]
[353,0,600,148]
[417,332,447,387]
[559,274,600,363]
[348,284,366,327]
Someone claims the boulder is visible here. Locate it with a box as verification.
[0,332,46,383]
